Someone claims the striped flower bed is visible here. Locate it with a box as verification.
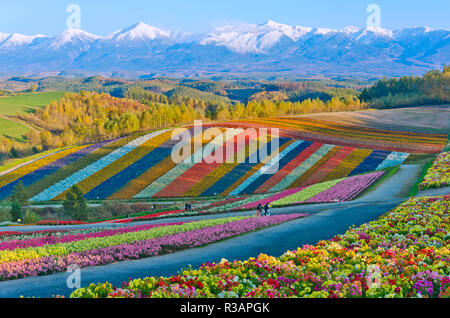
[0,142,114,200]
[349,150,390,176]
[0,214,304,281]
[240,186,307,210]
[199,138,277,197]
[376,152,409,170]
[272,178,343,207]
[305,171,384,203]
[301,146,354,186]
[82,130,174,199]
[31,131,168,201]
[154,129,248,198]
[419,151,449,190]
[73,195,450,298]
[234,140,306,195]
[9,124,413,202]
[253,141,315,194]
[228,138,292,196]
[270,144,334,192]
[212,119,447,154]
[0,146,87,189]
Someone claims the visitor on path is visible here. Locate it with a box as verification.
[256,204,263,217]
[264,203,270,216]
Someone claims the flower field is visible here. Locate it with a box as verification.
[0,214,305,281]
[420,151,449,190]
[71,195,450,298]
[200,171,385,212]
[207,117,448,154]
[0,122,424,202]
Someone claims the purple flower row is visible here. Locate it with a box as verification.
[241,186,307,210]
[0,214,304,281]
[0,222,186,251]
[305,171,384,203]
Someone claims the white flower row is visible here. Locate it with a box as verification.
[134,129,241,199]
[229,140,304,195]
[30,130,169,202]
[376,151,410,170]
[270,144,335,192]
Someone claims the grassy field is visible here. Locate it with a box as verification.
[0,118,30,141]
[0,92,64,140]
[0,92,65,116]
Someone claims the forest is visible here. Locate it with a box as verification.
[1,67,449,162]
[360,66,450,108]
[0,90,365,160]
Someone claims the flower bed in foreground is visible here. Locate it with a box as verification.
[419,151,449,190]
[72,195,449,298]
[0,214,304,281]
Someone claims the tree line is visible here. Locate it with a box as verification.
[0,89,366,160]
[360,66,450,108]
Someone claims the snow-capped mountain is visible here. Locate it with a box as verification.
[47,29,100,49]
[0,33,48,50]
[107,22,171,43]
[200,21,313,53]
[0,21,448,78]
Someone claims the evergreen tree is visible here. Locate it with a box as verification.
[11,181,28,207]
[10,201,22,222]
[63,185,88,221]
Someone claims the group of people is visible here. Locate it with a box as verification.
[256,203,270,217]
[184,203,193,211]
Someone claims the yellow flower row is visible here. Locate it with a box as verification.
[70,131,174,196]
[184,138,262,197]
[116,130,217,199]
[324,148,372,181]
[0,145,90,189]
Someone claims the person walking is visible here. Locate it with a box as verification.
[264,203,270,216]
[256,204,263,217]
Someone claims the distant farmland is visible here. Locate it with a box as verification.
[0,92,64,140]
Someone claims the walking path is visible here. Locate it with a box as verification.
[0,201,399,298]
[1,164,444,298]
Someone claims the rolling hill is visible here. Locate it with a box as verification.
[0,118,446,202]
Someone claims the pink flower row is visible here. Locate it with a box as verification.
[241,187,307,210]
[305,171,385,203]
[0,222,186,251]
[0,214,305,282]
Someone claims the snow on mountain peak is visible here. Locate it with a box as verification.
[50,28,100,48]
[340,26,360,34]
[201,21,313,53]
[0,33,47,48]
[110,22,171,42]
[0,32,9,43]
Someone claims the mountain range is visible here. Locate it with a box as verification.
[0,21,449,79]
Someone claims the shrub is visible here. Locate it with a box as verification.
[0,205,12,222]
[23,210,41,224]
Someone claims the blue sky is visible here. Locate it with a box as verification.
[0,0,448,35]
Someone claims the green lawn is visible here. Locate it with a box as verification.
[0,117,30,141]
[0,92,65,140]
[0,92,65,116]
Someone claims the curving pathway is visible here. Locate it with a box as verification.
[0,164,439,298]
